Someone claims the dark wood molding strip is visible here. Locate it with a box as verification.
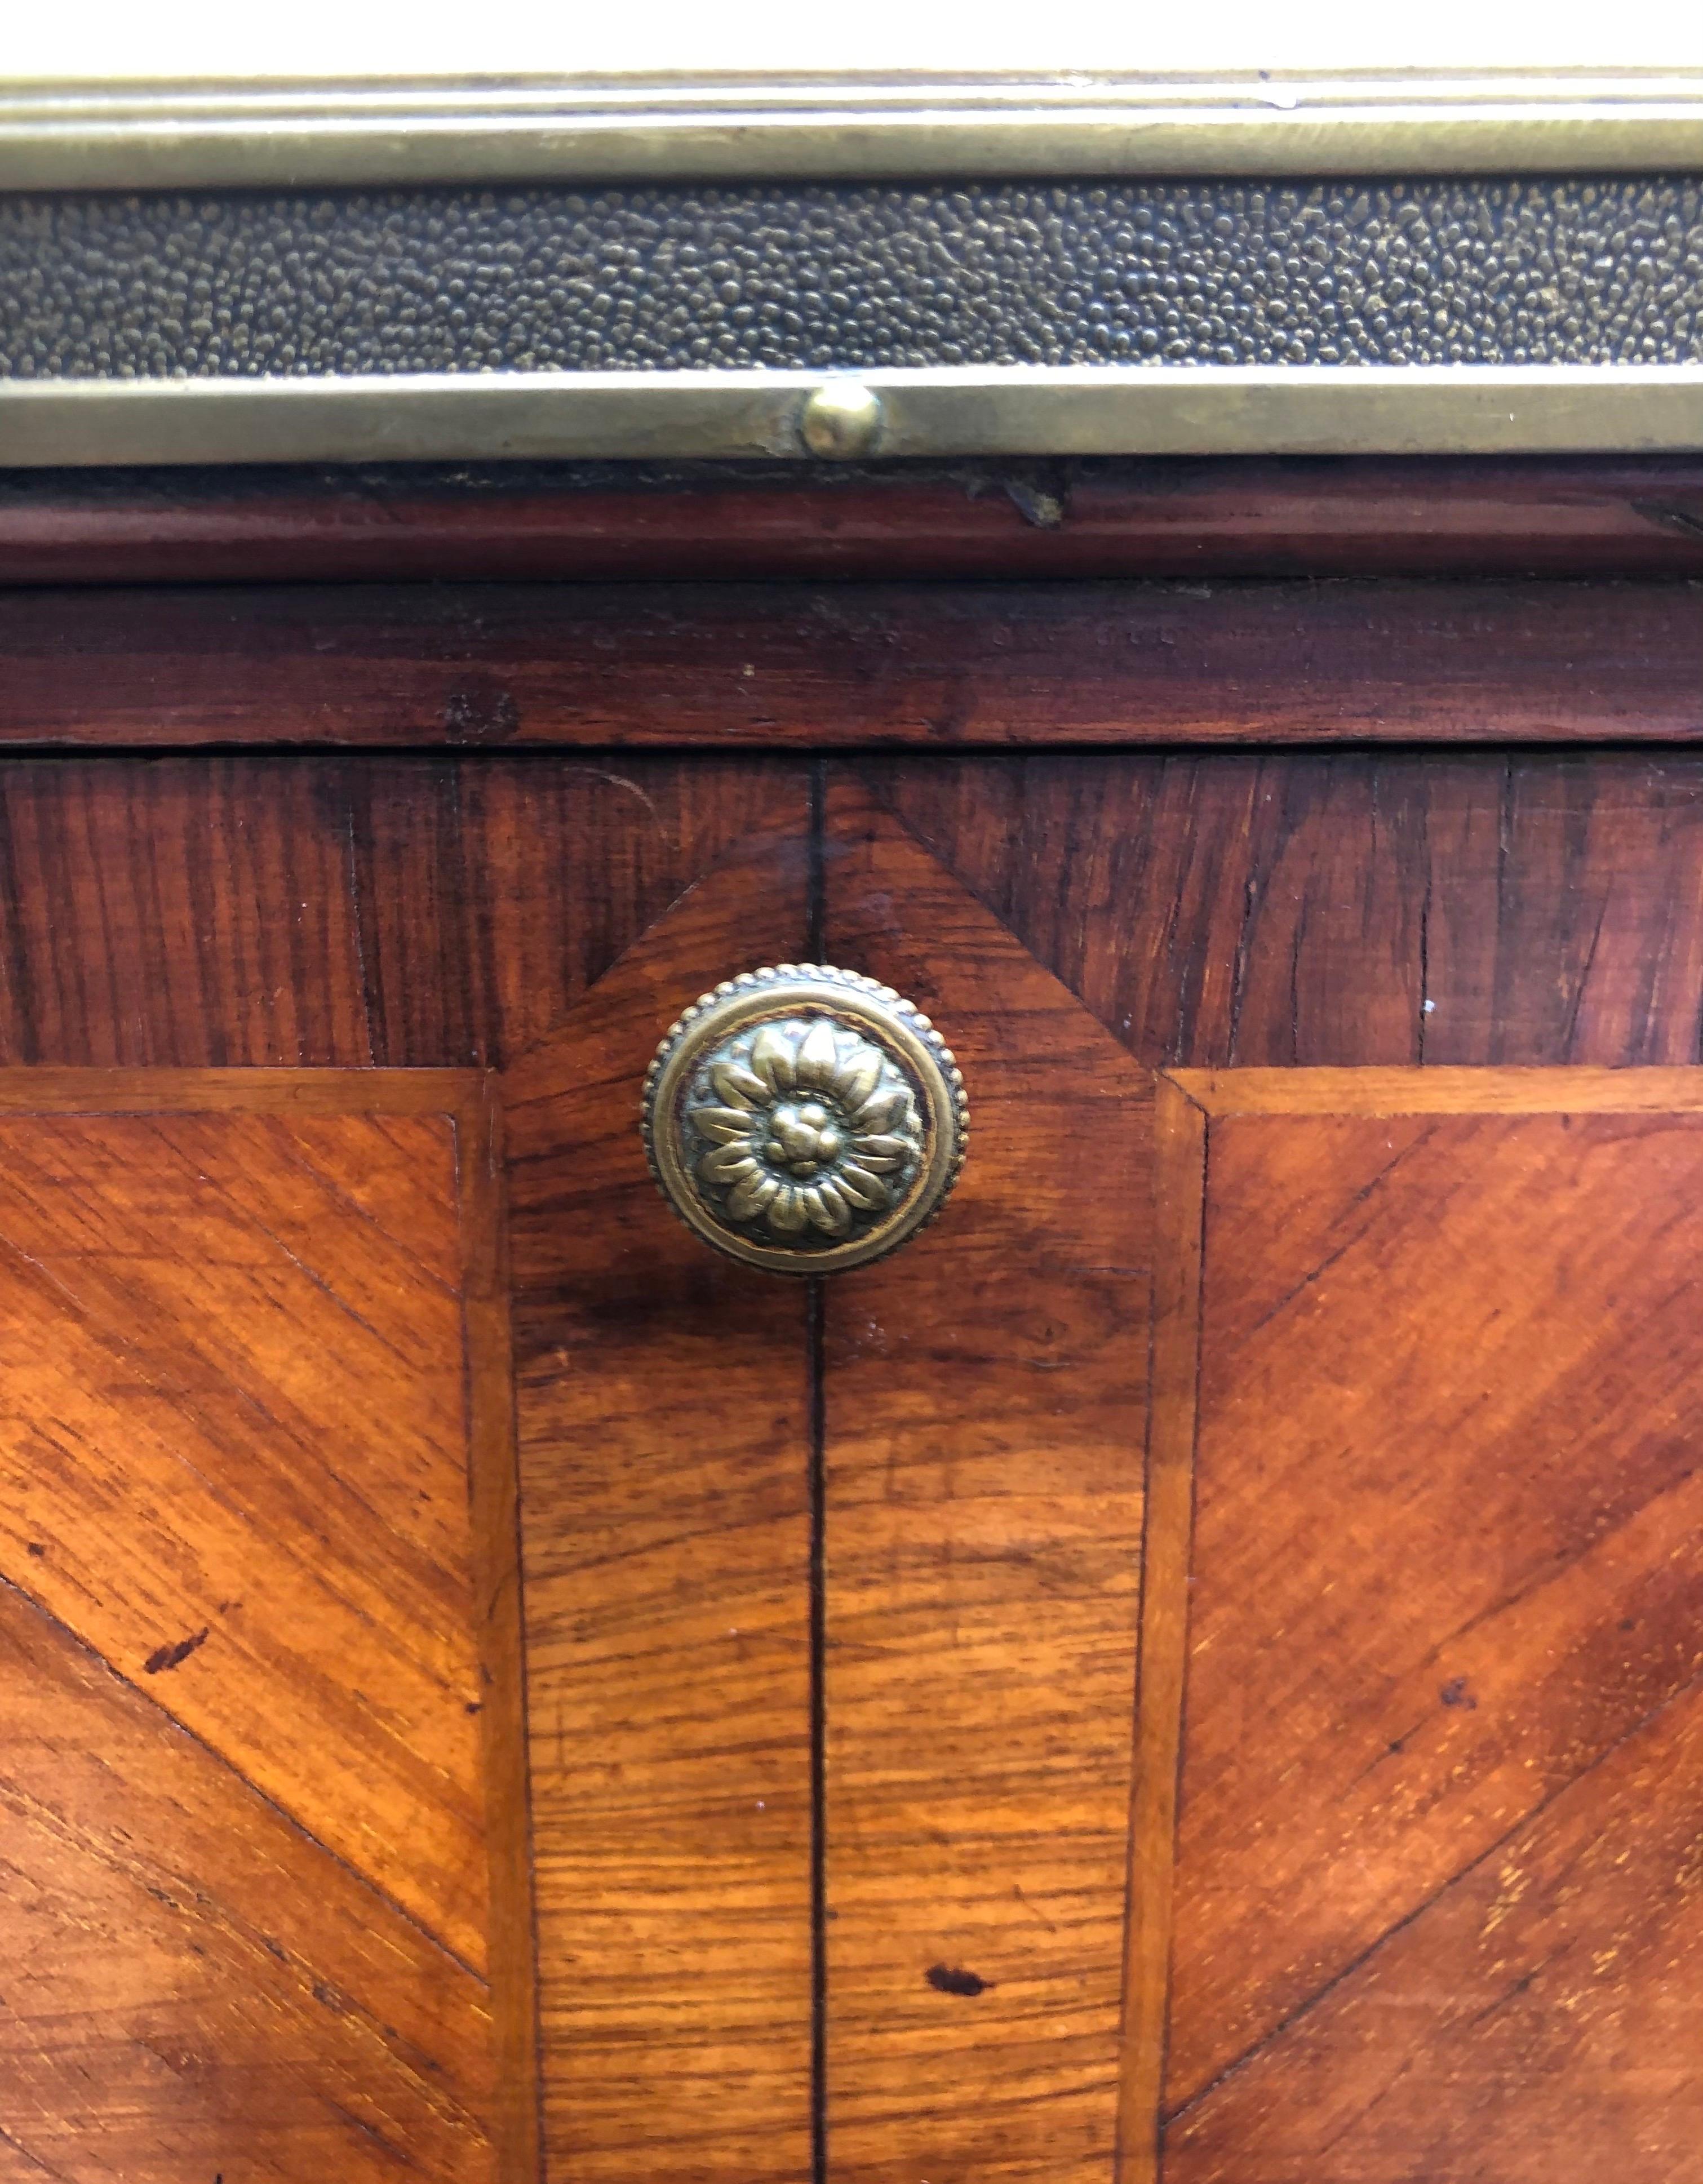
[4,576,1703,750]
[5,458,1703,586]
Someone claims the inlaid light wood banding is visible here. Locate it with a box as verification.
[1120,1078,1208,2184]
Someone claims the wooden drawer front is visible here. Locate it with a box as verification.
[0,741,1700,2182]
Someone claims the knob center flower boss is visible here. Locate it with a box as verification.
[642,965,969,1274]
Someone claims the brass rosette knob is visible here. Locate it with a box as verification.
[641,964,968,1274]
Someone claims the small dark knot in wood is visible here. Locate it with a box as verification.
[926,1964,992,1997]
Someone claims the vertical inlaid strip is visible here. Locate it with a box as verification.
[808,758,831,2184]
[1121,1075,1209,2184]
[456,1077,544,2182]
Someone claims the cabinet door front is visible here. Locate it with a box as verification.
[3,747,1700,2183]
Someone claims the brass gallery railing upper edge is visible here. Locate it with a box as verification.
[5,364,1703,467]
[5,70,1703,188]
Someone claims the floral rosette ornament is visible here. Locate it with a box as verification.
[642,966,968,1274]
[691,1014,920,1239]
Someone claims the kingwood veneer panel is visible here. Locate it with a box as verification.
[0,1583,497,2184]
[872,751,1703,1069]
[1152,1074,1703,2184]
[851,765,1703,2183]
[0,754,791,1067]
[0,1106,486,1958]
[0,1073,521,2179]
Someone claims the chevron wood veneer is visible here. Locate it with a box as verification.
[0,1074,526,2183]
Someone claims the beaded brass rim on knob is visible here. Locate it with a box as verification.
[641,964,969,1275]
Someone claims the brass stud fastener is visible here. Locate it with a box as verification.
[799,380,884,459]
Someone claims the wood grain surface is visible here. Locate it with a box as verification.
[504,819,818,2183]
[0,756,801,2178]
[0,1071,523,2179]
[1153,1074,1703,2184]
[1169,1679,1703,2183]
[872,752,1703,1068]
[10,459,1703,585]
[0,1581,497,2184]
[819,790,1149,2182]
[0,755,788,1067]
[846,758,1703,2181]
[5,581,1703,748]
[1182,1065,1703,1114]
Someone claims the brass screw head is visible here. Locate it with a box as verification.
[799,380,884,459]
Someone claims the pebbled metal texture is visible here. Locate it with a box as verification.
[4,176,1703,380]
